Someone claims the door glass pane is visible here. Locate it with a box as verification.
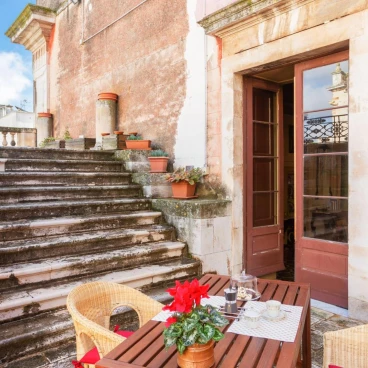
[253,122,276,156]
[303,59,349,243]
[304,108,348,153]
[253,158,276,191]
[253,88,275,122]
[254,192,277,227]
[303,197,348,243]
[304,155,348,196]
[303,61,348,112]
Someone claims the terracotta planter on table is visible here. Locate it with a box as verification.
[125,140,151,150]
[171,181,196,198]
[148,157,169,173]
[177,340,215,368]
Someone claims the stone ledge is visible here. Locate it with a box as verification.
[198,0,312,36]
[152,198,231,219]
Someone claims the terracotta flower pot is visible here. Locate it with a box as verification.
[98,92,118,101]
[177,340,215,368]
[171,181,196,198]
[148,157,169,173]
[125,140,151,150]
[114,131,124,135]
[38,112,53,118]
[101,132,110,136]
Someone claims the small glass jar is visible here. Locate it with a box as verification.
[230,271,260,301]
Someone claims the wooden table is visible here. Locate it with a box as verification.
[97,274,311,368]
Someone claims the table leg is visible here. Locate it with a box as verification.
[302,301,311,367]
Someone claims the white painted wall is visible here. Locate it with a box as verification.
[0,111,35,128]
[174,0,207,169]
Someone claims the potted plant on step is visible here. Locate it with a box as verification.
[125,134,151,150]
[164,167,204,199]
[148,149,169,173]
[163,279,228,368]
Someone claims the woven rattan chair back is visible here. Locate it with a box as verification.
[67,281,163,365]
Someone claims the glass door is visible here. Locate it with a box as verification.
[295,51,349,307]
[244,78,285,276]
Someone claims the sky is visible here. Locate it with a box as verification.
[0,0,35,111]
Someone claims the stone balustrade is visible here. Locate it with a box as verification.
[0,127,37,148]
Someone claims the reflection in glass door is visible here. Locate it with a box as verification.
[295,51,349,307]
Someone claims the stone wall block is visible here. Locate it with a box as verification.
[36,113,53,146]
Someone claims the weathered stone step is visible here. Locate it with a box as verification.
[0,171,132,186]
[0,258,200,321]
[0,185,142,204]
[2,158,123,172]
[0,146,116,161]
[0,225,174,265]
[0,241,186,291]
[0,211,162,242]
[0,198,151,221]
[0,309,74,366]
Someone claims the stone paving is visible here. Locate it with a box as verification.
[311,306,364,368]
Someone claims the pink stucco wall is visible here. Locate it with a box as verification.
[196,0,239,21]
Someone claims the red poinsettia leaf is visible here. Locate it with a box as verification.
[165,317,178,328]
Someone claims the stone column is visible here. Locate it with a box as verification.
[94,93,118,150]
[36,113,53,146]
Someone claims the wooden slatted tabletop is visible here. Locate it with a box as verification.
[96,274,311,368]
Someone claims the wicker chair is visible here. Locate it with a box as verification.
[67,281,164,367]
[323,324,368,368]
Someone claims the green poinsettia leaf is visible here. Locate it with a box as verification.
[196,309,210,323]
[183,329,198,346]
[210,312,229,327]
[164,323,183,338]
[164,334,177,348]
[183,318,197,332]
[212,328,225,342]
[177,339,186,355]
[203,324,215,341]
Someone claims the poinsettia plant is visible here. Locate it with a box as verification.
[163,279,229,354]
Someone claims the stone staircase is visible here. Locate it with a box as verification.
[0,147,201,368]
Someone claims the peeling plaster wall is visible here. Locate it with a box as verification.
[49,0,190,159]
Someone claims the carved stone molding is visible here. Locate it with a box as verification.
[198,0,314,37]
[5,4,56,52]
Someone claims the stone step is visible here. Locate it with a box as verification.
[0,286,174,366]
[0,185,142,204]
[0,172,132,187]
[0,241,186,291]
[0,309,74,366]
[0,146,116,161]
[0,211,162,242]
[2,158,124,172]
[0,258,200,321]
[0,198,152,221]
[0,225,174,265]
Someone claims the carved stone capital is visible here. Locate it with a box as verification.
[5,4,56,52]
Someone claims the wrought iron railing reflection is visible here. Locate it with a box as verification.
[304,113,348,144]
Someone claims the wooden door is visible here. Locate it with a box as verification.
[244,78,285,276]
[295,51,349,308]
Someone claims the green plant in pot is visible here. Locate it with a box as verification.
[164,167,204,199]
[126,134,151,150]
[148,149,169,173]
[163,279,228,368]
